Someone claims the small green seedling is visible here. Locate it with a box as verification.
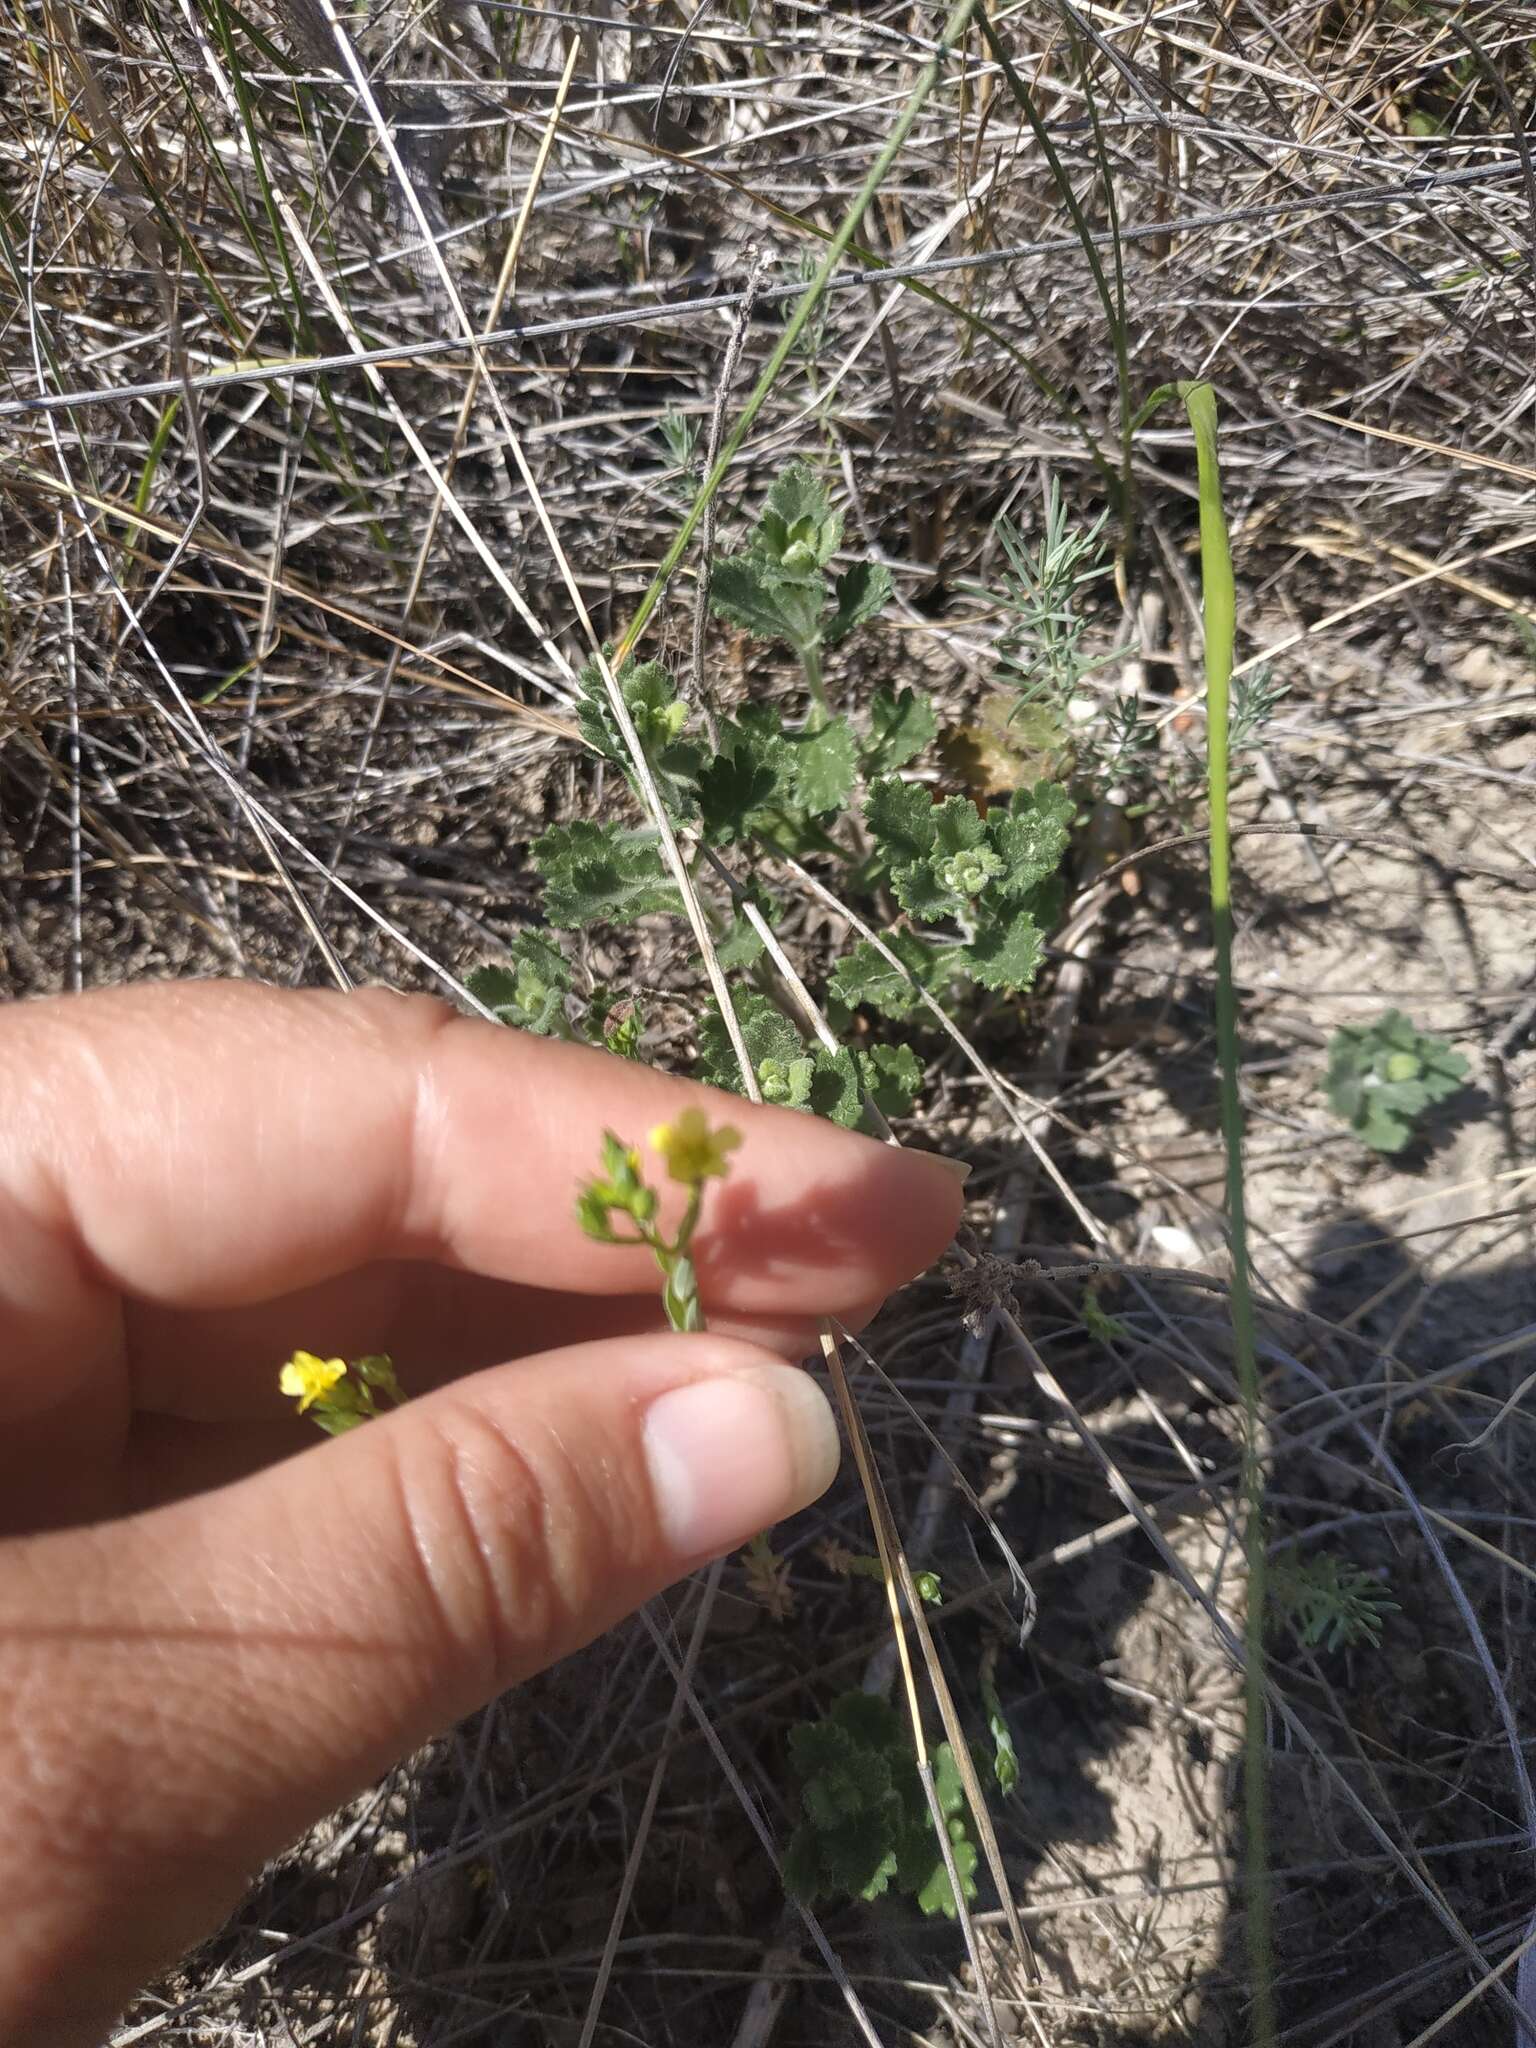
[467,941,646,1058]
[1270,1553,1397,1654]
[709,461,892,724]
[279,1350,406,1435]
[1325,1010,1469,1154]
[783,1690,979,1919]
[978,1664,1020,1795]
[658,406,700,489]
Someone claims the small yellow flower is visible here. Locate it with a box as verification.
[279,1350,348,1413]
[649,1106,742,1185]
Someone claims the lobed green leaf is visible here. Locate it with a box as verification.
[967,908,1046,993]
[532,821,681,929]
[825,559,893,646]
[864,685,938,774]
[790,716,858,815]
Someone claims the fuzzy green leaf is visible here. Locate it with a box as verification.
[803,1744,894,1828]
[785,1696,979,1915]
[858,1042,923,1119]
[809,1046,864,1129]
[889,857,957,922]
[865,776,936,866]
[533,822,680,929]
[576,656,702,815]
[764,460,831,537]
[824,559,893,646]
[932,795,988,856]
[828,940,919,1019]
[465,932,570,1036]
[695,991,802,1095]
[829,933,950,1020]
[715,913,766,970]
[760,461,841,570]
[709,553,801,645]
[987,781,1075,901]
[826,1821,900,1903]
[830,1691,903,1750]
[790,717,858,815]
[789,1715,859,1781]
[864,686,938,774]
[697,711,794,843]
[758,1053,816,1109]
[967,908,1046,993]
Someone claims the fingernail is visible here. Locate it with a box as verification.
[922,1153,972,1185]
[644,1366,840,1559]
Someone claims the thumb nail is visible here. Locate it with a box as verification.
[643,1365,839,1559]
[922,1153,972,1185]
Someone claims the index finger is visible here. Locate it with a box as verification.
[2,980,964,1334]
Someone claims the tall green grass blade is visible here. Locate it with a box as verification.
[1179,377,1274,2048]
[123,397,182,559]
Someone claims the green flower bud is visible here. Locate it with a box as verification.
[937,847,1004,897]
[759,1057,793,1104]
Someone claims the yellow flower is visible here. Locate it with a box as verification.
[649,1106,742,1185]
[279,1350,348,1413]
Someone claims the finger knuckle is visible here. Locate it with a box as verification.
[393,1397,646,1687]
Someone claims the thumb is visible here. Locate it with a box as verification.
[1,1334,839,2047]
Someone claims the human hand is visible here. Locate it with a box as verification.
[0,982,963,2046]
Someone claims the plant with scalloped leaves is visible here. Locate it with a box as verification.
[468,461,1088,1137]
[1325,1010,1469,1154]
[783,1691,980,1919]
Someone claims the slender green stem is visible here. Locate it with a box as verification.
[615,0,981,664]
[799,640,830,727]
[1180,380,1274,2046]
